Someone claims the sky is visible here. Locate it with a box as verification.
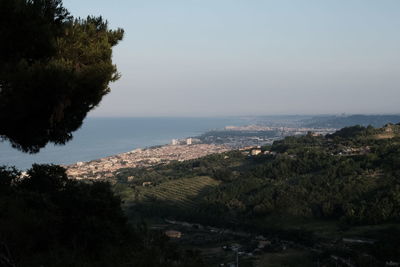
[64,0,400,117]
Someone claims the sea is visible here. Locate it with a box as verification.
[0,117,247,170]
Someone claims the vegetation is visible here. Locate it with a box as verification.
[123,176,221,223]
[135,176,219,208]
[115,124,400,265]
[0,165,204,266]
[255,249,314,267]
[0,0,124,153]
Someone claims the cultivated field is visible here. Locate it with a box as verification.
[133,176,220,210]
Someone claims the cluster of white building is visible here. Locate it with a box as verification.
[171,137,197,146]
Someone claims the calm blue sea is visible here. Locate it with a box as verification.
[0,117,247,170]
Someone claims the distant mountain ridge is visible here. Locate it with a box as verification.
[302,114,400,128]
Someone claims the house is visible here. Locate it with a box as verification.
[250,149,262,156]
[165,230,182,238]
[142,181,152,187]
[171,139,179,145]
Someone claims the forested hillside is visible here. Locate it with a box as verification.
[115,123,400,265]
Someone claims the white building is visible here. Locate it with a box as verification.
[171,139,178,145]
[186,138,192,145]
[250,149,262,156]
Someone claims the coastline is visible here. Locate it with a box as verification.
[66,143,230,180]
[65,125,338,180]
[1,117,247,170]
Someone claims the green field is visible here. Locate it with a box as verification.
[138,176,220,208]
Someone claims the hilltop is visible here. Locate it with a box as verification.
[302,114,400,128]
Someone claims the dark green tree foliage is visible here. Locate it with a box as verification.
[122,126,400,226]
[0,165,204,267]
[0,165,129,266]
[327,125,373,139]
[0,0,124,153]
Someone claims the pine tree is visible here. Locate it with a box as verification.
[0,0,124,153]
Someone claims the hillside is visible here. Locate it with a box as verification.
[128,176,220,211]
[303,114,400,128]
[113,124,400,266]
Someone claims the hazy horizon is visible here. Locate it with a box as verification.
[87,113,400,118]
[65,0,400,117]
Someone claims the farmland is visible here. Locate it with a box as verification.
[134,176,220,209]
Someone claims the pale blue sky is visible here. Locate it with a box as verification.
[64,0,400,117]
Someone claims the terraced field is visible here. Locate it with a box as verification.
[136,176,220,209]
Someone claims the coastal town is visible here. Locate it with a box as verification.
[66,141,229,180]
[223,125,337,135]
[199,126,337,148]
[66,125,338,180]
